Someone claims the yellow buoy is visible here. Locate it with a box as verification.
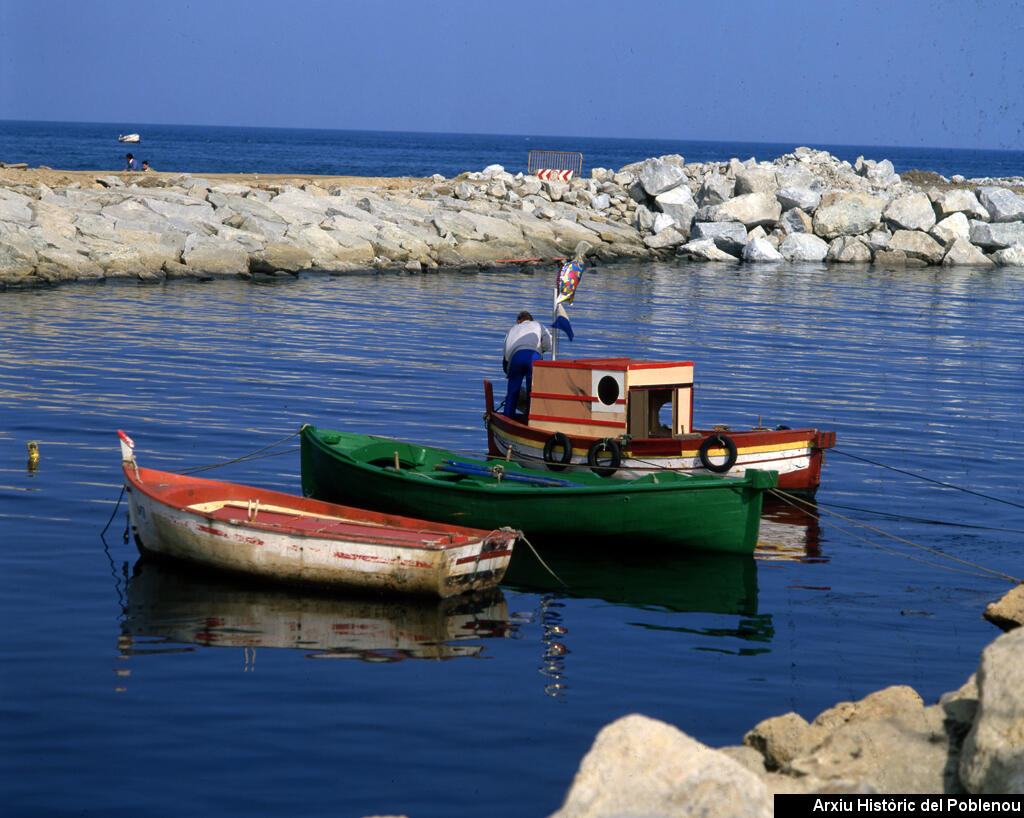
[27,441,39,472]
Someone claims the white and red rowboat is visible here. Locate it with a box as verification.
[485,357,836,495]
[118,431,518,598]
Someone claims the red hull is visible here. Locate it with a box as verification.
[484,380,834,496]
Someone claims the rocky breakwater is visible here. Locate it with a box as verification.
[3,147,1024,288]
[547,589,1024,817]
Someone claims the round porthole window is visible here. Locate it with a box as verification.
[597,375,620,406]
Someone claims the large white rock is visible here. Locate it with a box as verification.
[934,188,988,220]
[827,236,873,263]
[983,584,1024,630]
[655,185,697,231]
[943,238,995,266]
[84,239,147,274]
[634,204,655,233]
[969,220,1024,250]
[813,193,885,239]
[678,237,738,262]
[696,174,734,206]
[930,212,971,246]
[320,213,378,243]
[639,158,687,196]
[735,166,778,195]
[550,714,770,818]
[0,223,40,275]
[976,186,1024,223]
[691,221,748,255]
[99,198,160,224]
[0,189,35,223]
[856,156,900,187]
[181,232,250,274]
[28,200,77,240]
[888,230,945,264]
[775,165,818,189]
[780,208,813,235]
[547,218,601,252]
[209,182,255,196]
[776,187,821,213]
[959,627,1024,793]
[35,246,105,278]
[993,243,1024,266]
[541,180,570,202]
[578,218,644,246]
[713,192,782,229]
[650,212,675,234]
[266,189,330,224]
[644,226,686,249]
[208,191,287,226]
[779,232,829,261]
[883,193,936,232]
[743,237,784,262]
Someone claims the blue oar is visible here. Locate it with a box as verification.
[437,460,583,487]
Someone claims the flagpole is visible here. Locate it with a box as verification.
[552,276,560,361]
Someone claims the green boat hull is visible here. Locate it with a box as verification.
[300,426,777,555]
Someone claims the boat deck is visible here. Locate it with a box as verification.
[189,500,474,549]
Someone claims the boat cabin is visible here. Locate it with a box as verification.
[527,358,694,439]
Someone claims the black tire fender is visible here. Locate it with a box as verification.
[542,432,573,472]
[587,438,621,477]
[697,433,738,473]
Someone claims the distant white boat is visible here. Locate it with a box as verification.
[118,133,140,143]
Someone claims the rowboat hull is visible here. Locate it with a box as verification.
[484,379,833,495]
[299,425,777,556]
[120,436,517,598]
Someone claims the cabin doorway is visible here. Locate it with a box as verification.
[628,388,675,438]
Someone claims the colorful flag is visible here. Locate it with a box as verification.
[555,259,584,305]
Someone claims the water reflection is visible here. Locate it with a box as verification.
[506,548,774,694]
[505,547,758,616]
[756,501,824,563]
[119,558,515,666]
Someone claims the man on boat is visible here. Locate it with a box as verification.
[502,311,552,420]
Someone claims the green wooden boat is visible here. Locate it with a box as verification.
[300,425,777,555]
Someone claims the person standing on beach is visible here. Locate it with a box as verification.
[123,153,140,172]
[502,311,552,419]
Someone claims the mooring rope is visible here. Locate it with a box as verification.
[769,488,1022,584]
[831,448,1024,511]
[101,484,126,536]
[801,500,1024,535]
[517,532,568,589]
[180,430,302,474]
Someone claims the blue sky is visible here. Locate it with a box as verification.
[1,0,1021,150]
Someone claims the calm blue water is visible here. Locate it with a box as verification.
[1,261,1023,816]
[2,119,1023,179]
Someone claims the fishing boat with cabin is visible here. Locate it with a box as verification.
[117,430,517,598]
[484,357,835,494]
[485,249,835,495]
[299,425,777,556]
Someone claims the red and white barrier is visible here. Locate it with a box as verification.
[535,168,574,181]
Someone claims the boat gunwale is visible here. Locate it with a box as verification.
[124,462,518,552]
[301,426,778,496]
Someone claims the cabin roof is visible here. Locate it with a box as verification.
[534,357,694,372]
